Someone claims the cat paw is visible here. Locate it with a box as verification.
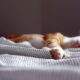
[50,49,65,59]
[72,40,80,47]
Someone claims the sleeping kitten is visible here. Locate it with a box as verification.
[6,32,80,59]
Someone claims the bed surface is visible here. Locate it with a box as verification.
[0,37,80,80]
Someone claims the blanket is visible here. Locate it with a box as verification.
[0,37,80,80]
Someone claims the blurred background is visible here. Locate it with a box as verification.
[0,0,80,36]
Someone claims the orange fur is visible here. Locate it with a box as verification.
[43,32,64,47]
[6,33,44,42]
[6,32,64,45]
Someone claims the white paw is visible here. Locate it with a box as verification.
[50,49,66,59]
[71,36,80,47]
[72,40,80,47]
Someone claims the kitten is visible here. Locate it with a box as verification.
[6,32,80,59]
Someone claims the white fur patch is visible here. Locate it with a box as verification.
[29,38,44,48]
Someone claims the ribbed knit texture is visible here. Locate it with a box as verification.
[0,37,80,80]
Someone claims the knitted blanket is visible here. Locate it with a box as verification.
[0,37,80,80]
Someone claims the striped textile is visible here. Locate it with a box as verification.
[0,37,80,80]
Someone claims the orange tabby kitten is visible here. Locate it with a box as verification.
[6,32,80,59]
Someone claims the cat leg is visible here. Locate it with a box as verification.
[70,36,80,47]
[63,36,80,48]
[50,46,66,59]
[44,40,66,59]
